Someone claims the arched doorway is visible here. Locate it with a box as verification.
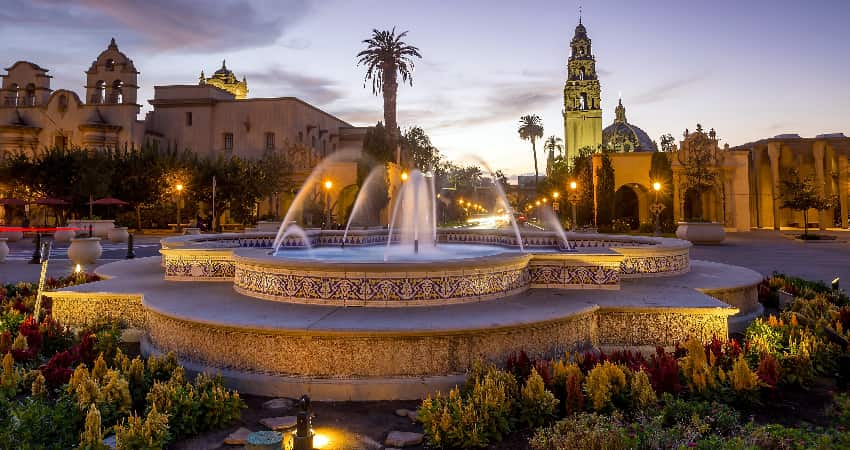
[615,185,639,229]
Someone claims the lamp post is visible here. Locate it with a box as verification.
[175,183,184,233]
[568,181,579,231]
[650,181,665,236]
[323,180,333,229]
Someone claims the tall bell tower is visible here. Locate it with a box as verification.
[563,17,602,165]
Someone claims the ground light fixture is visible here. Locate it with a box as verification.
[293,395,314,450]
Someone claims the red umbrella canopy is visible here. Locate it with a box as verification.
[0,198,27,206]
[89,197,129,206]
[34,198,69,206]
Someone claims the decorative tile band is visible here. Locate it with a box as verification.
[233,259,532,305]
[619,251,690,278]
[163,253,235,281]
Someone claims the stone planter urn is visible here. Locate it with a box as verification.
[68,237,102,264]
[67,219,115,238]
[675,222,725,244]
[108,227,129,243]
[0,238,8,262]
[183,227,201,235]
[0,230,23,242]
[53,228,76,244]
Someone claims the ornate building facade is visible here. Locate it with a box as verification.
[199,60,248,99]
[563,19,602,164]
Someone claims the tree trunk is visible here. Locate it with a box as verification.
[135,205,142,231]
[532,139,539,187]
[382,65,399,163]
[803,209,808,237]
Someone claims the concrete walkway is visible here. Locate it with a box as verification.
[690,230,850,285]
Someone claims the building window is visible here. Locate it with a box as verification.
[265,132,275,150]
[224,133,233,151]
[110,80,123,104]
[105,59,115,71]
[185,112,193,126]
[298,131,303,143]
[311,135,316,149]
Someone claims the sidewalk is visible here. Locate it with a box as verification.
[0,234,167,284]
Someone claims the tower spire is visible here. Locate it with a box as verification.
[579,5,582,25]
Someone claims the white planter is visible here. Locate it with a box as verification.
[68,237,103,264]
[184,227,201,235]
[108,227,129,243]
[0,230,23,242]
[675,222,726,244]
[67,220,115,238]
[0,238,7,262]
[53,228,76,244]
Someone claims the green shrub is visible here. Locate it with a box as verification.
[529,412,634,450]
[0,393,84,450]
[418,363,517,449]
[519,368,559,428]
[113,406,169,450]
[145,368,244,443]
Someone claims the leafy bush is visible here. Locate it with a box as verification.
[419,362,517,448]
[519,368,559,428]
[145,368,244,443]
[584,361,627,412]
[113,406,169,450]
[0,393,84,450]
[529,412,634,450]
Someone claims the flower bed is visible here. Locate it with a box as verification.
[417,274,850,449]
[0,275,245,450]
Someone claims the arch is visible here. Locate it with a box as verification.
[105,58,115,71]
[579,67,586,80]
[580,92,588,110]
[109,80,123,104]
[91,80,106,104]
[615,186,640,229]
[24,83,36,106]
[58,94,68,112]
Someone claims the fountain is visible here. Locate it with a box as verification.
[45,151,765,402]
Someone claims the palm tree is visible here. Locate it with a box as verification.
[544,136,563,157]
[518,114,544,186]
[357,28,422,162]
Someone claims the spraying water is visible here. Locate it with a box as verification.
[272,149,360,253]
[384,170,436,261]
[539,206,575,251]
[466,156,527,251]
[342,165,387,248]
[277,224,313,256]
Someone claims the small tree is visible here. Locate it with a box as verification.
[779,168,831,237]
[595,152,615,228]
[677,125,722,221]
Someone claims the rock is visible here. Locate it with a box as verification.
[407,410,419,422]
[102,435,116,449]
[259,416,298,431]
[385,431,424,447]
[263,397,295,410]
[394,408,410,417]
[223,427,252,445]
[356,434,383,448]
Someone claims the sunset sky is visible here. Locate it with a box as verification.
[2,0,848,176]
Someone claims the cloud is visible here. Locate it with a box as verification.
[0,0,311,52]
[431,78,561,130]
[245,66,343,104]
[631,73,708,105]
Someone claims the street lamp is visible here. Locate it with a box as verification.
[568,181,579,231]
[323,180,333,229]
[650,181,665,236]
[175,183,184,233]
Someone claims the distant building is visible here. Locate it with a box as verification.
[0,38,366,168]
[563,18,602,164]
